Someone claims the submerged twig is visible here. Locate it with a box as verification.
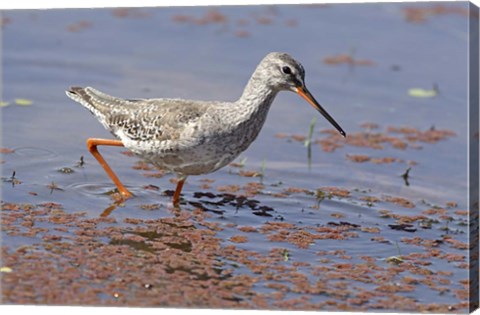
[76,155,85,167]
[401,167,412,186]
[11,171,20,187]
[47,181,64,194]
[3,170,21,187]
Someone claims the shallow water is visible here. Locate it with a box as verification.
[0,3,474,312]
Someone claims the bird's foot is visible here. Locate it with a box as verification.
[119,189,133,199]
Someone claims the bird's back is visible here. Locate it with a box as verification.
[66,86,215,143]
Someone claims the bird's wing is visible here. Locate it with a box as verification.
[67,86,216,143]
[107,98,214,143]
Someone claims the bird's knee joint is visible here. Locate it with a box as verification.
[86,139,97,152]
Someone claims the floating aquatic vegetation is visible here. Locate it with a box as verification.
[285,19,298,27]
[138,203,161,211]
[229,235,248,243]
[382,196,415,208]
[0,267,13,273]
[238,170,261,178]
[217,185,241,193]
[120,150,135,157]
[403,4,477,23]
[172,7,301,39]
[66,20,92,32]
[408,85,438,98]
[142,184,160,191]
[388,224,417,233]
[319,186,350,198]
[57,167,74,174]
[230,157,247,168]
[14,98,33,106]
[0,98,34,107]
[132,160,154,171]
[171,9,227,26]
[323,49,375,67]
[330,212,345,219]
[237,226,258,233]
[278,123,457,155]
[385,256,404,265]
[0,148,15,154]
[142,171,166,178]
[234,30,251,38]
[360,227,380,233]
[255,16,273,25]
[0,16,12,28]
[345,154,370,163]
[111,8,152,19]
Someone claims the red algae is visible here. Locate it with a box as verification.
[383,196,415,208]
[0,163,470,312]
[323,54,375,66]
[67,20,93,32]
[403,4,478,23]
[0,147,15,154]
[229,235,249,243]
[319,187,350,198]
[346,154,370,163]
[275,124,456,166]
[111,8,151,19]
[0,16,12,28]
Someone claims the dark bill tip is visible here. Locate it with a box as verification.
[296,87,346,137]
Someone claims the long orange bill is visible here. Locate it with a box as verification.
[296,87,346,137]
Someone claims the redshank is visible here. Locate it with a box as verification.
[66,52,346,206]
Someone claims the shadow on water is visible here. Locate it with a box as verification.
[98,188,277,218]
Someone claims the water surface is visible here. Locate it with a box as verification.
[0,3,474,312]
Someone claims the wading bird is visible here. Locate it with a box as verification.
[66,52,346,206]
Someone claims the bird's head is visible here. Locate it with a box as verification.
[259,52,346,137]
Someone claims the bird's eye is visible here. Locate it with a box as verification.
[282,66,292,74]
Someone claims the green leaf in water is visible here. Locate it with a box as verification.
[305,116,317,169]
[408,88,437,98]
[0,101,10,107]
[283,249,289,262]
[15,98,33,106]
[386,256,404,265]
[0,266,13,273]
[304,116,317,147]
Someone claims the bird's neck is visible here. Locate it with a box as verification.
[219,75,278,153]
[236,74,278,115]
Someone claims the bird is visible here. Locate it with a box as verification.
[66,52,346,206]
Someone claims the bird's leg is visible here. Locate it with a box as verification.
[172,176,187,206]
[86,138,133,199]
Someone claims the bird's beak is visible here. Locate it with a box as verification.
[296,86,346,137]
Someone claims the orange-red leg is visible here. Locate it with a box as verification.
[172,177,187,206]
[86,138,133,199]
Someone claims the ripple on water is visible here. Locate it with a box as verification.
[66,181,165,201]
[67,182,128,197]
[12,147,58,160]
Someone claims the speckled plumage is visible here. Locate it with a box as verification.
[66,52,345,199]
